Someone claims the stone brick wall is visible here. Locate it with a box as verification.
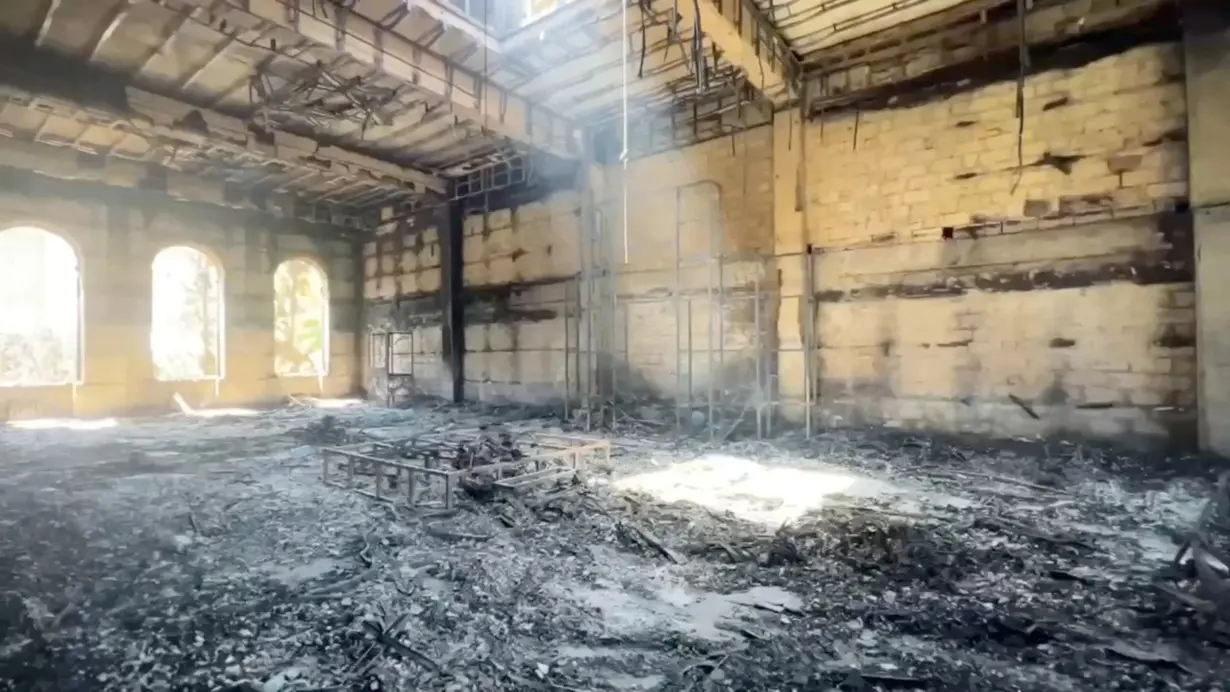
[361,205,450,403]
[392,132,772,420]
[450,129,775,415]
[361,192,584,407]
[580,129,776,423]
[462,192,580,404]
[804,43,1186,246]
[0,169,360,420]
[360,38,1199,449]
[778,42,1195,447]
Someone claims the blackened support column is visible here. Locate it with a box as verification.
[440,192,466,403]
[1185,2,1230,454]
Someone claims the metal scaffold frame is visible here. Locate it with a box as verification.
[570,170,777,442]
[515,0,786,442]
[320,431,611,509]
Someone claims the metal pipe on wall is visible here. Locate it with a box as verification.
[803,249,814,439]
[799,83,814,439]
[687,298,694,424]
[578,145,595,432]
[718,283,726,432]
[622,302,630,415]
[674,185,684,440]
[754,270,763,439]
[706,216,715,443]
[607,209,620,427]
[563,278,572,421]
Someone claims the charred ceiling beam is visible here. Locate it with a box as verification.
[0,41,447,196]
[33,0,62,47]
[129,89,448,194]
[441,192,466,404]
[0,134,373,234]
[801,0,1027,70]
[153,0,584,159]
[803,0,1173,115]
[668,0,801,104]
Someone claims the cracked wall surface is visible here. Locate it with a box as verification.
[778,42,1195,447]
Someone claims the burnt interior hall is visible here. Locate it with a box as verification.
[2,0,1230,690]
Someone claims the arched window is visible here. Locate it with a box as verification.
[0,226,81,386]
[274,258,329,376]
[151,246,224,381]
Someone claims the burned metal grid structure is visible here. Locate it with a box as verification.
[321,429,611,509]
[571,168,776,442]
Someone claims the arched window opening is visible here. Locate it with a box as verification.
[0,226,81,386]
[151,246,224,381]
[274,259,329,376]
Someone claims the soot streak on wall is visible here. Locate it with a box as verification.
[777,31,1195,449]
[802,212,1196,449]
[812,212,1192,304]
[462,194,581,405]
[363,191,581,406]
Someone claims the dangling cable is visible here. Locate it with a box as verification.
[1010,0,1030,194]
[638,0,648,79]
[621,0,630,264]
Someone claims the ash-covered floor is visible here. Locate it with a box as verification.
[0,403,1227,692]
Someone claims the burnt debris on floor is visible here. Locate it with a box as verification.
[0,402,1228,692]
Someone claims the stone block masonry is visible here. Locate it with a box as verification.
[784,214,1194,445]
[780,41,1194,448]
[366,36,1205,450]
[362,203,450,404]
[462,193,581,405]
[362,193,584,407]
[802,43,1187,247]
[591,130,776,418]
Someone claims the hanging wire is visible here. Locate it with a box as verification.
[483,0,490,219]
[1010,0,1031,194]
[621,0,630,264]
[638,0,649,78]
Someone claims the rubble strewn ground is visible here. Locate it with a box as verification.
[1,402,1228,691]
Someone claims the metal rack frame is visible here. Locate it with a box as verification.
[320,431,611,509]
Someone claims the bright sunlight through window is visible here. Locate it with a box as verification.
[151,246,223,381]
[274,258,329,377]
[0,226,81,387]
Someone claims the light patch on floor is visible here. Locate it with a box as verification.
[615,453,887,524]
[8,417,119,430]
[182,407,262,418]
[309,397,365,409]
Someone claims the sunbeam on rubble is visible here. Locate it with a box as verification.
[8,417,119,430]
[613,453,884,525]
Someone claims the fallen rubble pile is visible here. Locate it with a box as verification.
[1154,470,1230,645]
[295,413,351,445]
[3,404,1229,692]
[330,469,1227,691]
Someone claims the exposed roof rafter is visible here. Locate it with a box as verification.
[670,0,801,104]
[0,45,447,196]
[803,0,1169,113]
[153,0,585,159]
